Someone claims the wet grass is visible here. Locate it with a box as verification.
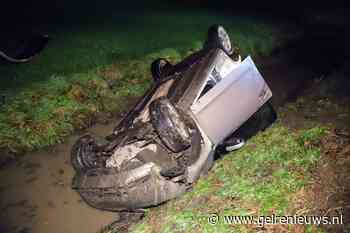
[0,10,288,154]
[0,48,182,153]
[125,124,328,233]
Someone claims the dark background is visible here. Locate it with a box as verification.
[1,0,349,73]
[1,0,347,24]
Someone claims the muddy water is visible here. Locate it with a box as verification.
[0,122,119,233]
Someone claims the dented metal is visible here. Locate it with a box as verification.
[71,25,276,212]
[106,141,157,169]
[191,55,272,144]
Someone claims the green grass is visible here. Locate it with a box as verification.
[0,10,289,154]
[125,124,328,233]
[0,48,182,153]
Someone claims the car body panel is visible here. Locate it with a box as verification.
[191,54,272,144]
[191,49,241,105]
[72,44,276,211]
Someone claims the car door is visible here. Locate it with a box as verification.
[191,52,272,145]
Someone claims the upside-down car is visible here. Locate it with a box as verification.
[71,25,277,211]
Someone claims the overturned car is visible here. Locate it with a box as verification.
[71,25,277,211]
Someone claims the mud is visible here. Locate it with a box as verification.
[312,131,350,233]
[278,69,350,131]
[278,70,350,232]
[258,54,315,109]
[0,122,119,233]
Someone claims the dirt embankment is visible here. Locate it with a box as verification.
[280,64,350,233]
[309,130,350,233]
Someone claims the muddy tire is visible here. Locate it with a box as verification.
[258,102,277,131]
[71,134,109,171]
[151,58,173,83]
[149,97,191,153]
[204,25,234,57]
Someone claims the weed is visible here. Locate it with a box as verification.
[125,124,327,233]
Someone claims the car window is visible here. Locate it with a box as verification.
[191,56,272,144]
[195,51,240,103]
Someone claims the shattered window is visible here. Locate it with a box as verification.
[192,50,241,106]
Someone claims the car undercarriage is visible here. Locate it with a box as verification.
[71,25,277,212]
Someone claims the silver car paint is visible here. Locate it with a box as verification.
[191,54,272,145]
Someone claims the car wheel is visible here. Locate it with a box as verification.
[204,24,234,57]
[71,134,109,171]
[151,58,173,83]
[149,97,191,153]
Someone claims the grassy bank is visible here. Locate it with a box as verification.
[124,124,328,233]
[0,11,287,155]
[119,67,350,233]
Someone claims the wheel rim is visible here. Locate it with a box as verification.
[218,26,232,53]
[167,103,190,140]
